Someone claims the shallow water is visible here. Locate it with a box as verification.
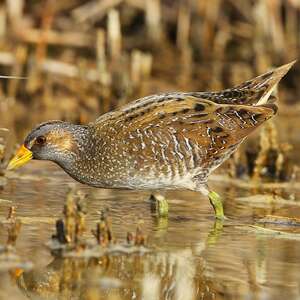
[1,160,300,300]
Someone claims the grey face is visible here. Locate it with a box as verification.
[24,121,79,167]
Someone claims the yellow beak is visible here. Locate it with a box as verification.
[7,144,33,170]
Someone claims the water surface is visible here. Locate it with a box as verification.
[1,160,300,300]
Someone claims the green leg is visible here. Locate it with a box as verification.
[208,191,225,220]
[206,219,224,246]
[157,197,169,217]
[149,194,169,217]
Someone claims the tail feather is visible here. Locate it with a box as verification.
[236,60,296,106]
[198,60,296,107]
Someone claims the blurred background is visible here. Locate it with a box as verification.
[0,0,299,137]
[1,1,300,299]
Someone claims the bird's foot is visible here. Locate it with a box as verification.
[149,194,169,217]
[208,191,226,220]
[206,219,224,245]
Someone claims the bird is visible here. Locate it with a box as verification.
[7,61,296,219]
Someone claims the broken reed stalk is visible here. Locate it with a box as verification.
[134,225,145,246]
[51,191,147,252]
[55,219,68,244]
[108,9,121,61]
[90,209,147,247]
[176,2,193,87]
[199,0,222,58]
[72,0,122,24]
[0,128,9,172]
[251,121,294,182]
[140,53,152,80]
[96,29,109,85]
[228,149,243,179]
[146,0,162,42]
[5,0,24,26]
[252,122,275,181]
[5,206,21,247]
[131,49,153,93]
[0,6,6,39]
[14,25,94,48]
[7,206,16,220]
[92,209,113,246]
[64,189,77,243]
[36,0,55,62]
[131,50,142,87]
[96,29,112,113]
[176,3,190,50]
[6,219,21,247]
[53,188,87,246]
[126,221,146,246]
[0,143,4,169]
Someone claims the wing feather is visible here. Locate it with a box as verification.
[95,95,276,154]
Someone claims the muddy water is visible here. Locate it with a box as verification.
[0,160,300,300]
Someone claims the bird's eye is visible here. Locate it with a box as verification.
[36,135,46,145]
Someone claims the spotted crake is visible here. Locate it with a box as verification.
[8,61,296,219]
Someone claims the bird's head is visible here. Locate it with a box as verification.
[7,121,89,170]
